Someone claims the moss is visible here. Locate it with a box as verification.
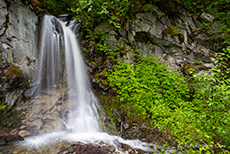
[185,49,191,54]
[93,73,100,79]
[22,0,46,15]
[90,61,97,67]
[101,69,108,79]
[5,66,23,80]
[183,64,208,75]
[101,79,109,86]
[162,25,184,42]
[0,46,24,93]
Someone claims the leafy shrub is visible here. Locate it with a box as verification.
[214,47,230,80]
[108,55,190,120]
[108,53,230,153]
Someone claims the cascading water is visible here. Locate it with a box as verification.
[12,15,176,154]
[26,15,100,133]
[62,20,100,133]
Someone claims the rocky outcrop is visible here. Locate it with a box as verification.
[88,10,217,76]
[0,0,38,130]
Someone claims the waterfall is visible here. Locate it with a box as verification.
[20,15,175,154]
[61,17,100,133]
[31,15,100,133]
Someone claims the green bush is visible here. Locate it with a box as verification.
[108,54,230,153]
[108,55,190,121]
[214,47,230,80]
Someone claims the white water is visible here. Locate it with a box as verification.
[22,132,157,153]
[31,15,100,133]
[62,16,100,133]
[22,15,175,153]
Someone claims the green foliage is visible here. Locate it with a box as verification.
[70,0,136,35]
[214,47,230,79]
[181,66,230,153]
[200,22,212,31]
[70,0,184,39]
[0,104,6,111]
[43,0,75,15]
[108,55,190,119]
[108,52,230,153]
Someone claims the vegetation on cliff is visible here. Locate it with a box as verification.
[2,0,229,153]
[67,0,230,153]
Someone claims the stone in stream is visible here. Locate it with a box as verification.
[57,142,108,154]
[18,130,30,137]
[57,141,155,154]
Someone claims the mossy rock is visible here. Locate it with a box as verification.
[162,25,184,42]
[93,73,100,79]
[5,66,23,80]
[183,64,208,75]
[101,79,109,86]
[101,69,108,79]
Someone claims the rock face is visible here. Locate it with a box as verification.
[0,0,38,75]
[89,10,217,76]
[0,0,38,130]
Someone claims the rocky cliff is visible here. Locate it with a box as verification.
[0,0,38,130]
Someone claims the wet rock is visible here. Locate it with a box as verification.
[57,142,108,154]
[51,17,64,35]
[99,141,116,153]
[67,20,81,34]
[18,130,30,137]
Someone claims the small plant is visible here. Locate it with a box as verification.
[0,104,6,111]
[200,22,212,31]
